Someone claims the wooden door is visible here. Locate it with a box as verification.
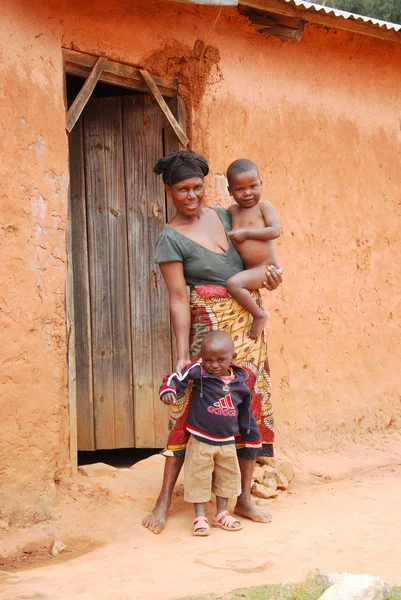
[69,94,174,450]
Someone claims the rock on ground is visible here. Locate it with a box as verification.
[50,540,68,557]
[78,463,119,478]
[251,482,279,499]
[320,573,389,600]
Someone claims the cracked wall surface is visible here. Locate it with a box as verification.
[1,0,401,524]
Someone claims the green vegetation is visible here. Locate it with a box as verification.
[175,578,401,600]
[175,575,328,600]
[316,0,401,24]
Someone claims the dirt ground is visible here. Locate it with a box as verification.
[1,433,401,600]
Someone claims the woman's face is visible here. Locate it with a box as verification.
[166,177,205,218]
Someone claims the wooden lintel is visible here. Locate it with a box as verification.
[66,57,106,133]
[241,5,304,39]
[239,0,401,44]
[63,49,177,98]
[139,69,189,147]
[252,23,303,40]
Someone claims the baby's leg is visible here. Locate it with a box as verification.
[226,266,269,339]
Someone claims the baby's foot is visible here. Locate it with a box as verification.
[248,310,269,339]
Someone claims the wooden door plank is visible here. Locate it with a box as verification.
[122,95,154,447]
[122,95,170,448]
[139,69,189,147]
[102,97,134,448]
[66,57,107,133]
[68,119,95,450]
[142,97,172,447]
[83,98,115,449]
[67,140,78,470]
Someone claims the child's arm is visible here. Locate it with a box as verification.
[228,201,280,243]
[159,363,199,405]
[237,391,262,447]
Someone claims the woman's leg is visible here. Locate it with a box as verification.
[234,457,272,523]
[142,455,184,534]
[226,266,269,339]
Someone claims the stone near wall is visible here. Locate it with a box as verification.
[251,482,279,499]
[252,466,265,483]
[320,574,389,600]
[256,498,275,506]
[275,458,295,483]
[0,520,9,530]
[276,472,289,490]
[50,539,68,557]
[78,463,119,478]
[262,465,278,479]
[262,477,278,491]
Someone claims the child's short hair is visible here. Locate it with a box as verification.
[227,159,260,185]
[201,331,235,353]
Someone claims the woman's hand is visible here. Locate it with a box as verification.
[262,265,283,291]
[161,392,177,406]
[175,356,190,373]
[227,229,248,243]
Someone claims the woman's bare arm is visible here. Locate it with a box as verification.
[159,261,191,372]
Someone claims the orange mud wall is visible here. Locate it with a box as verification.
[1,0,400,524]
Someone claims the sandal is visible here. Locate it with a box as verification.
[212,510,243,531]
[193,516,210,536]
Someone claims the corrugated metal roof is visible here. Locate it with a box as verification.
[279,0,401,32]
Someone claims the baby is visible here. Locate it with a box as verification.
[226,158,282,339]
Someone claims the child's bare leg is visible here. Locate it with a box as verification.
[193,502,209,535]
[214,496,242,530]
[226,266,269,339]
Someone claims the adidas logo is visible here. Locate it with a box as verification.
[208,394,236,416]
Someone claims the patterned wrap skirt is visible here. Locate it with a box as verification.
[163,284,274,460]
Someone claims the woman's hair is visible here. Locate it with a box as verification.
[154,150,209,186]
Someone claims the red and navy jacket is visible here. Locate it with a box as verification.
[160,362,261,447]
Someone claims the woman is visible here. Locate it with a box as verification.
[142,151,282,534]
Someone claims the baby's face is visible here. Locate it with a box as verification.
[201,343,234,377]
[228,169,262,208]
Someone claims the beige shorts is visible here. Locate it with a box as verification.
[184,434,241,503]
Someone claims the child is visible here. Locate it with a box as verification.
[159,331,261,537]
[226,158,282,340]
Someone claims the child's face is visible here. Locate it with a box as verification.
[228,169,262,208]
[201,343,234,377]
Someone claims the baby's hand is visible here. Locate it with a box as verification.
[161,392,177,405]
[228,229,248,243]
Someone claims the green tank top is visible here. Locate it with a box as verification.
[154,206,244,287]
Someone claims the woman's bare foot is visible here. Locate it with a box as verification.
[248,310,269,339]
[142,497,171,534]
[234,497,272,523]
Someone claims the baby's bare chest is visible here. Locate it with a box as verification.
[232,206,265,229]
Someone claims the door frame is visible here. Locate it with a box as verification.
[63,48,187,472]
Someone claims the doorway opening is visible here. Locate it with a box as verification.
[66,63,183,461]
